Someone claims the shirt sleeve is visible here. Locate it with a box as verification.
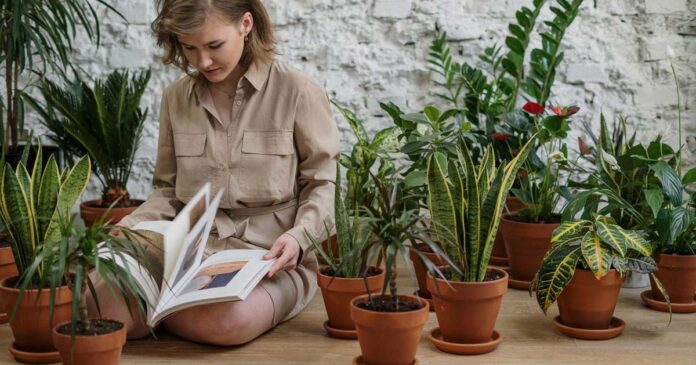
[118,88,183,228]
[283,79,340,259]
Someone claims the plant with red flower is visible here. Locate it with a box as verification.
[577,137,593,155]
[548,104,580,118]
[522,101,545,115]
[491,133,511,141]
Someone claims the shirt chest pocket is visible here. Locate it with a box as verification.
[173,132,208,196]
[239,130,295,199]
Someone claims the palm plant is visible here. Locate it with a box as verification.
[426,137,534,282]
[0,144,91,286]
[25,69,151,208]
[0,0,122,150]
[533,215,666,313]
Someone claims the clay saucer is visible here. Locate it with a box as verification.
[641,290,696,313]
[9,343,61,364]
[489,255,509,267]
[507,276,532,290]
[323,320,357,340]
[413,290,434,312]
[428,327,502,355]
[352,355,418,365]
[552,315,625,340]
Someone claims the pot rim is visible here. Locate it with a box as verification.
[501,213,561,227]
[318,266,384,281]
[349,293,428,316]
[80,199,145,209]
[52,319,126,338]
[427,266,509,286]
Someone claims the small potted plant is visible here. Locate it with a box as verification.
[533,215,667,340]
[0,146,90,363]
[25,69,151,226]
[499,102,578,289]
[306,164,385,339]
[424,137,533,355]
[349,166,442,365]
[43,212,152,365]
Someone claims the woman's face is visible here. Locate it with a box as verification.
[178,11,252,84]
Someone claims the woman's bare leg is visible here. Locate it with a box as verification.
[162,286,275,346]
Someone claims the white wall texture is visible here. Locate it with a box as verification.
[23,0,696,201]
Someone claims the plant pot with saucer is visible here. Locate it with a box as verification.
[533,216,668,340]
[490,197,526,267]
[423,139,533,355]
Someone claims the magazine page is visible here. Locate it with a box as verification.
[147,249,275,327]
[161,183,211,284]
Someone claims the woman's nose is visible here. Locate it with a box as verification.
[198,52,213,69]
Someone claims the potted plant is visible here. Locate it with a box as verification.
[349,166,442,365]
[642,163,696,313]
[306,164,385,339]
[1,0,121,158]
[0,145,90,363]
[426,0,584,267]
[533,215,667,340]
[25,69,152,226]
[424,136,533,355]
[41,212,152,365]
[499,102,578,289]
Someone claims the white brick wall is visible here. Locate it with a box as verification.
[15,0,696,201]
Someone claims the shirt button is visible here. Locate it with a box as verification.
[235,100,242,106]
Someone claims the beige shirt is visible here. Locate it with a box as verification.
[119,58,339,266]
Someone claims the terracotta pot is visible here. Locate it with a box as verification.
[80,199,144,227]
[409,246,444,299]
[491,197,527,262]
[350,294,429,365]
[53,319,127,365]
[318,266,385,331]
[427,267,508,343]
[0,276,73,353]
[557,269,624,329]
[499,214,559,281]
[0,246,18,323]
[650,253,696,303]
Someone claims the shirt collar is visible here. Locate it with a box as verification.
[187,58,272,102]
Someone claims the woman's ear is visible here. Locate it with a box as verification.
[240,11,253,36]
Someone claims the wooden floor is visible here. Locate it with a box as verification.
[1,266,695,365]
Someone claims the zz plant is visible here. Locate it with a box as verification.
[533,216,667,313]
[0,144,91,286]
[426,137,535,282]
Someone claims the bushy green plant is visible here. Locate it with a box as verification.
[25,69,151,208]
[426,137,534,282]
[533,215,667,313]
[0,144,91,286]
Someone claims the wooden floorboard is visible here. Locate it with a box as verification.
[1,265,695,364]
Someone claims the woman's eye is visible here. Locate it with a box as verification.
[183,46,194,50]
[209,44,222,49]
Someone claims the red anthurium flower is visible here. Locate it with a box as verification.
[517,169,528,179]
[548,104,580,118]
[491,133,511,141]
[522,101,545,115]
[578,137,593,155]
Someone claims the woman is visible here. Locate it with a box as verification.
[92,0,338,346]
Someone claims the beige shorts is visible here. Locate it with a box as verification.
[134,231,317,327]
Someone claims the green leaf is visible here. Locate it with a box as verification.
[595,221,627,257]
[581,231,610,279]
[670,207,694,245]
[651,161,683,206]
[424,106,441,122]
[682,167,696,186]
[505,37,525,55]
[644,189,664,219]
[535,243,582,313]
[427,153,460,266]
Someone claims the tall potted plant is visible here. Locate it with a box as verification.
[0,145,90,363]
[425,137,533,355]
[0,0,121,154]
[533,215,667,340]
[349,167,442,365]
[307,164,385,339]
[25,69,151,226]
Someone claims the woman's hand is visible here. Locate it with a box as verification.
[263,234,301,278]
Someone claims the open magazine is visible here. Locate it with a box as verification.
[108,183,276,327]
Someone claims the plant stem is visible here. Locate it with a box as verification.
[669,59,682,176]
[79,276,91,333]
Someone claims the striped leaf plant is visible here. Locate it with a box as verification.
[533,215,670,314]
[426,136,535,282]
[0,144,91,287]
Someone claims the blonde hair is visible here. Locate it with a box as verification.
[151,0,276,73]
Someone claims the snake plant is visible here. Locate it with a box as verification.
[533,216,668,314]
[0,144,91,286]
[426,136,535,282]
